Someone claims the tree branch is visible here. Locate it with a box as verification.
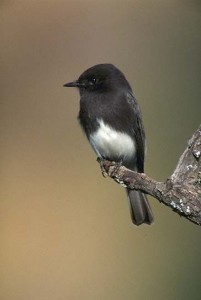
[98,125,201,225]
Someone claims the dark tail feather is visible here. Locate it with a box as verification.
[127,189,154,225]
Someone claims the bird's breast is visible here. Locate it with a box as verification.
[89,119,136,162]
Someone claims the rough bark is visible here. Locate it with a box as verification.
[98,125,201,225]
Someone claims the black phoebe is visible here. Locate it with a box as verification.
[64,64,153,225]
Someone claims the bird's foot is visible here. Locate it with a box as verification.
[108,159,123,177]
[97,157,123,178]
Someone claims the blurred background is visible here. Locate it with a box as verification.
[1,1,201,299]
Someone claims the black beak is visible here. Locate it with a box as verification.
[63,81,83,88]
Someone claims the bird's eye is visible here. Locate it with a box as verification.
[91,77,97,84]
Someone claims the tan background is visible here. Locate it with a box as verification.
[1,1,201,299]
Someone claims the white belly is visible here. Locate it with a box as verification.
[89,119,136,161]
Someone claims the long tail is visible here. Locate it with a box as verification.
[127,189,154,225]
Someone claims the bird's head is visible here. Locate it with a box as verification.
[63,64,131,94]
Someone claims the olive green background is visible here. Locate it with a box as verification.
[1,1,201,299]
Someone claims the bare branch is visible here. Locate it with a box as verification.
[98,125,201,225]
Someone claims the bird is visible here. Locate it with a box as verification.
[63,63,153,225]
